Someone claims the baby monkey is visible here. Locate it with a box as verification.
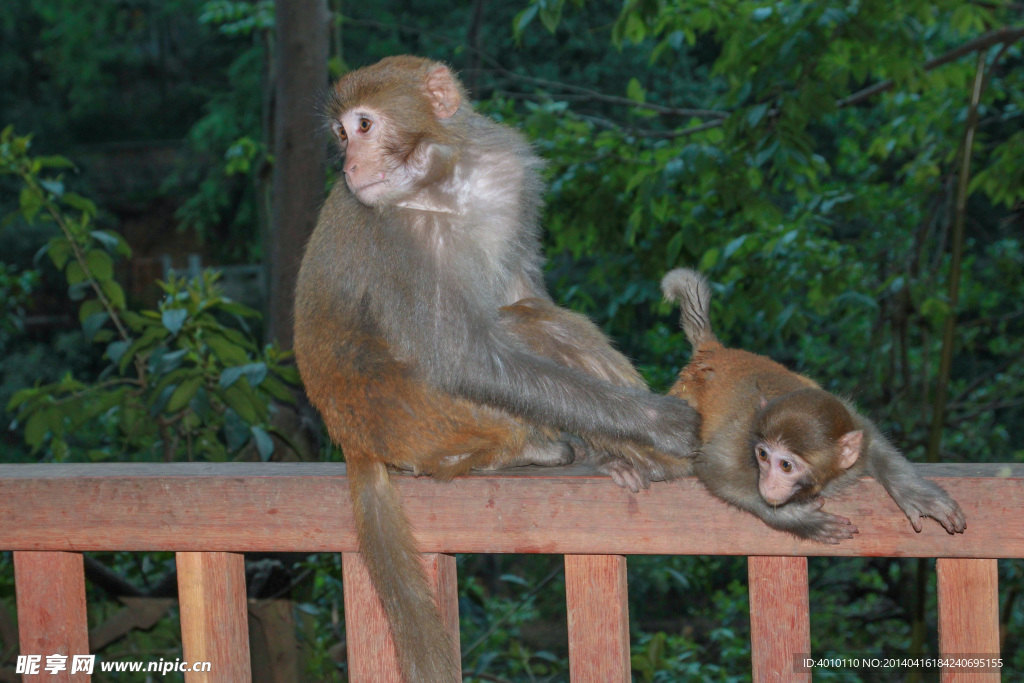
[662,268,967,544]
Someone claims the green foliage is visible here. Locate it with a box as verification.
[2,127,298,463]
[199,0,274,35]
[0,263,38,342]
[460,561,570,681]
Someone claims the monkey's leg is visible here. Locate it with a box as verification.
[465,434,577,470]
[499,298,647,388]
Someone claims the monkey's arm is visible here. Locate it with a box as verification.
[465,333,696,458]
[717,488,857,545]
[693,450,857,544]
[398,299,698,459]
[861,423,967,534]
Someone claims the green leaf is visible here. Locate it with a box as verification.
[19,187,43,222]
[747,103,769,128]
[538,0,563,33]
[275,365,301,385]
[78,298,105,324]
[119,325,166,373]
[149,384,175,416]
[149,368,195,401]
[626,77,646,104]
[698,247,720,271]
[166,376,204,413]
[260,375,295,402]
[36,155,75,169]
[100,280,126,309]
[66,261,87,285]
[162,308,188,335]
[921,297,951,324]
[7,388,38,411]
[91,230,132,257]
[85,250,114,281]
[665,231,684,268]
[219,362,268,389]
[82,311,110,340]
[207,333,250,365]
[24,411,48,449]
[106,340,130,363]
[251,426,274,461]
[722,235,748,261]
[513,4,539,38]
[40,179,65,197]
[62,193,98,217]
[223,409,250,451]
[221,384,261,423]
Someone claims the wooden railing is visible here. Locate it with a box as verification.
[1,462,1021,682]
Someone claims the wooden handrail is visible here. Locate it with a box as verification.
[1,462,1018,682]
[0,462,1021,556]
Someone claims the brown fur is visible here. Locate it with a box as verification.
[661,268,966,543]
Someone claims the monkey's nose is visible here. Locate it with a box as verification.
[344,163,357,175]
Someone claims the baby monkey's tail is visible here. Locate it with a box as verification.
[661,268,718,349]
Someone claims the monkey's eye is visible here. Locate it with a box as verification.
[756,447,768,461]
[358,118,372,133]
[780,460,793,473]
[336,125,347,141]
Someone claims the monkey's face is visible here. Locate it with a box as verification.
[754,440,812,505]
[333,109,406,205]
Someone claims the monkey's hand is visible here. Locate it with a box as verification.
[894,483,967,535]
[779,498,858,545]
[645,394,701,460]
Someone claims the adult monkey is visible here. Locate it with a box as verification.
[294,56,699,682]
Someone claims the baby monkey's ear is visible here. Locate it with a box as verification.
[837,430,863,469]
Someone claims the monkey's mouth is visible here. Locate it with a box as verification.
[350,178,388,194]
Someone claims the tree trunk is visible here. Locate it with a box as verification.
[268,0,330,349]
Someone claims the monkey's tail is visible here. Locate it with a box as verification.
[346,456,458,683]
[661,268,718,349]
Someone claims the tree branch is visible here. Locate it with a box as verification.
[837,26,1024,109]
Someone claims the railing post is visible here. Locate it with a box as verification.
[13,551,91,682]
[565,554,630,683]
[748,556,810,683]
[342,552,460,682]
[936,558,1000,683]
[176,551,252,682]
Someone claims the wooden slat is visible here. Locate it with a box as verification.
[748,556,810,683]
[13,552,90,682]
[342,552,460,683]
[936,558,1000,683]
[0,463,1020,558]
[565,555,630,683]
[176,552,251,682]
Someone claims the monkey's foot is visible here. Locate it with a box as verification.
[599,460,650,493]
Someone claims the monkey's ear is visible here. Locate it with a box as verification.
[837,430,863,469]
[424,66,461,119]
